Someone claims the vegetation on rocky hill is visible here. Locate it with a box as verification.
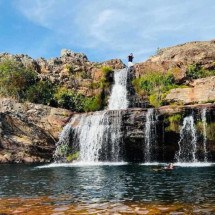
[133,63,215,107]
[1,40,215,111]
[132,71,181,107]
[186,64,215,80]
[0,59,111,112]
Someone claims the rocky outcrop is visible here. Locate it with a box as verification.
[134,40,215,81]
[0,98,72,163]
[165,76,215,104]
[0,51,125,98]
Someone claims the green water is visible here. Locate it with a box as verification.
[0,163,214,205]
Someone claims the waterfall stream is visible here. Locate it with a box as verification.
[55,68,128,163]
[144,108,157,162]
[201,108,208,162]
[77,112,108,162]
[176,115,198,162]
[108,68,129,110]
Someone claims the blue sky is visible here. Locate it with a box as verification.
[0,0,215,62]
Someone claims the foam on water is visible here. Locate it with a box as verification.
[140,162,215,167]
[37,161,128,168]
[141,162,165,166]
[174,162,215,167]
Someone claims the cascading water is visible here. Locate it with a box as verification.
[77,112,108,162]
[201,108,208,162]
[71,111,123,162]
[144,108,157,162]
[108,68,129,110]
[176,115,198,162]
[54,115,79,161]
[54,67,129,163]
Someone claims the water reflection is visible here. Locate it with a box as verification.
[0,164,214,206]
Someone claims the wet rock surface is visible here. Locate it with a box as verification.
[121,104,215,162]
[0,98,214,163]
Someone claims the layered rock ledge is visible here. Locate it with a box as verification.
[0,98,72,163]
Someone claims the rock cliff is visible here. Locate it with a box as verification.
[0,98,72,163]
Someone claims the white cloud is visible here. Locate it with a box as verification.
[14,0,215,62]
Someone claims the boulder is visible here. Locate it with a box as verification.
[165,76,215,104]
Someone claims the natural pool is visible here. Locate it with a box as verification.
[0,163,215,214]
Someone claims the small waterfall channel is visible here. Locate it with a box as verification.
[201,108,208,162]
[176,115,198,163]
[144,108,158,162]
[175,109,208,163]
[54,68,128,163]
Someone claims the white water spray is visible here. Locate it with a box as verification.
[176,115,197,162]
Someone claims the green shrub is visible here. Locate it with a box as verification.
[65,64,74,73]
[56,144,69,157]
[101,66,112,75]
[149,93,164,107]
[66,151,79,162]
[0,59,37,99]
[83,94,102,112]
[54,87,84,112]
[133,71,178,107]
[25,80,55,105]
[186,64,215,80]
[80,71,90,79]
[156,47,163,55]
[165,114,182,132]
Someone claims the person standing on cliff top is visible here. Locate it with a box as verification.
[128,53,134,67]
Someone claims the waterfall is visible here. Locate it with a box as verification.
[108,110,123,161]
[144,108,157,162]
[54,115,79,161]
[201,108,208,162]
[54,67,128,163]
[176,115,198,162]
[56,111,123,163]
[77,112,108,162]
[108,68,129,110]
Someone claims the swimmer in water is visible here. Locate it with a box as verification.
[164,163,174,170]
